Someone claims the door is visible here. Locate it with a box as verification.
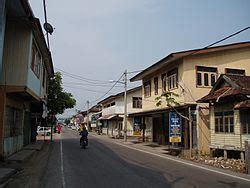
[23,112,31,145]
[153,117,162,143]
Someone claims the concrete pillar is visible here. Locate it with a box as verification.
[241,152,245,161]
[210,148,214,158]
[224,150,227,159]
[0,87,6,159]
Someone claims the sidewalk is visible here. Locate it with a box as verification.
[92,133,175,155]
[0,141,45,186]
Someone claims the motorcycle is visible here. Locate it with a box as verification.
[80,137,88,149]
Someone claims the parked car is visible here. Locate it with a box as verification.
[71,125,77,130]
[37,127,51,136]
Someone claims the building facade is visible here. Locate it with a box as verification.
[130,42,250,153]
[98,86,143,137]
[0,0,54,159]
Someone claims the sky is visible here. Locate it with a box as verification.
[28,0,250,118]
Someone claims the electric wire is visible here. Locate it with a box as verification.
[63,85,110,94]
[62,82,123,88]
[90,73,125,103]
[175,27,250,60]
[55,67,111,84]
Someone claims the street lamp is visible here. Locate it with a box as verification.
[110,70,128,142]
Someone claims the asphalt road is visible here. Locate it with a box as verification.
[8,127,249,188]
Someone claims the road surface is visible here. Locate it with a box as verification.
[6,127,250,188]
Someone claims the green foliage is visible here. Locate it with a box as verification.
[155,91,180,107]
[47,72,76,115]
[64,118,70,125]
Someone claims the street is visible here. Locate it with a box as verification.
[6,127,250,188]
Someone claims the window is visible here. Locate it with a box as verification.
[225,68,245,76]
[161,74,166,92]
[204,73,209,86]
[215,114,223,133]
[111,102,116,106]
[197,72,202,86]
[211,74,216,86]
[46,77,49,93]
[241,110,250,134]
[42,66,46,88]
[196,66,217,87]
[215,111,234,133]
[31,43,42,78]
[154,77,158,95]
[144,81,151,97]
[132,97,142,108]
[167,68,178,90]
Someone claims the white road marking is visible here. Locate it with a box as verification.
[94,135,250,183]
[60,139,66,188]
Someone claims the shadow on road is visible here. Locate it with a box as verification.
[59,134,192,188]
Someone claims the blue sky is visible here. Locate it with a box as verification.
[29,0,250,117]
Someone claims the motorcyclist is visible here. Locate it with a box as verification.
[80,126,88,146]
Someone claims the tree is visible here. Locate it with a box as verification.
[155,91,180,107]
[64,118,70,125]
[47,72,76,116]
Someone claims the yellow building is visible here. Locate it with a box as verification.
[130,42,250,154]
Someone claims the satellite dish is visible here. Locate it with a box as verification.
[43,22,54,35]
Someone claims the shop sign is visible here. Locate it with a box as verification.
[169,112,181,143]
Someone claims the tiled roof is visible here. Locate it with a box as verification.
[198,75,250,103]
[226,74,250,89]
[234,100,250,109]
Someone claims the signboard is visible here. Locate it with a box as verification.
[169,112,181,143]
[133,117,142,136]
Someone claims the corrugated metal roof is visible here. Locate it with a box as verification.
[198,75,250,103]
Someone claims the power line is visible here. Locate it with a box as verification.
[127,70,144,74]
[63,85,115,94]
[55,67,111,84]
[205,27,250,49]
[90,72,125,103]
[179,26,250,59]
[62,82,123,88]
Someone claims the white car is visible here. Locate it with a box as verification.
[37,127,51,136]
[71,125,77,130]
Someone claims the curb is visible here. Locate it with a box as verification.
[0,168,18,186]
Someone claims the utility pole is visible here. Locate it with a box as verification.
[43,0,50,50]
[87,100,90,130]
[123,70,128,142]
[189,106,192,158]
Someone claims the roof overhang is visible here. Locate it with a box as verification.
[234,100,250,109]
[198,75,250,103]
[3,85,41,101]
[97,114,123,120]
[128,104,195,117]
[130,42,250,82]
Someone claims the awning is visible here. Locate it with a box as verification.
[97,114,122,120]
[128,104,194,117]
